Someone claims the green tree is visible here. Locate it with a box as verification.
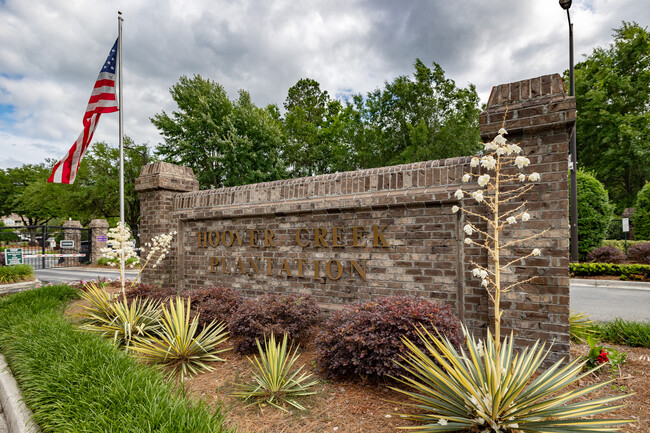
[573,170,613,258]
[152,75,286,189]
[349,59,481,169]
[572,22,650,212]
[632,182,650,239]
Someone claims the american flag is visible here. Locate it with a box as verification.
[48,39,119,184]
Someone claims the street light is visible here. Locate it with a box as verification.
[560,0,579,262]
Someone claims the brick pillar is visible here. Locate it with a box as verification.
[88,219,109,264]
[62,220,83,260]
[479,74,575,364]
[135,162,199,288]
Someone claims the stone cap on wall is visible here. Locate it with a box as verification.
[135,162,199,193]
[480,74,575,140]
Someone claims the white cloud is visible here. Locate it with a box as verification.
[0,0,648,169]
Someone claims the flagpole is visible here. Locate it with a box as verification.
[118,11,125,225]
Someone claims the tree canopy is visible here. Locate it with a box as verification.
[572,21,650,212]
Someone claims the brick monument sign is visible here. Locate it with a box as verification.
[136,74,574,362]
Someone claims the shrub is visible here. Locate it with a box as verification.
[188,286,242,329]
[572,170,613,259]
[627,242,650,264]
[97,256,140,267]
[595,319,650,348]
[633,182,650,239]
[606,215,624,240]
[125,283,177,302]
[229,293,321,354]
[570,262,650,280]
[602,239,647,252]
[315,296,462,381]
[0,264,34,283]
[585,246,626,264]
[0,251,4,266]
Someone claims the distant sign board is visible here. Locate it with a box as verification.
[96,235,108,242]
[60,240,75,249]
[622,218,630,233]
[4,248,24,265]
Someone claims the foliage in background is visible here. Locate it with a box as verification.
[132,297,229,381]
[315,296,462,381]
[626,242,650,264]
[570,262,650,280]
[0,263,33,283]
[187,286,242,329]
[633,183,650,239]
[573,169,613,259]
[233,333,318,412]
[229,293,320,354]
[586,246,626,264]
[152,75,286,189]
[393,326,632,432]
[97,256,140,267]
[571,22,650,212]
[0,284,231,433]
[602,239,647,252]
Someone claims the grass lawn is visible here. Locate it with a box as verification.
[0,284,232,433]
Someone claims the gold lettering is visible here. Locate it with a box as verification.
[352,226,365,247]
[264,230,275,247]
[210,257,219,272]
[280,258,292,277]
[326,260,343,280]
[295,258,305,277]
[248,258,260,274]
[350,260,367,281]
[315,227,328,247]
[265,257,273,275]
[209,231,220,247]
[332,227,344,248]
[224,230,234,247]
[313,260,321,280]
[198,232,207,247]
[372,225,390,247]
[235,257,245,274]
[222,257,230,274]
[295,228,309,247]
[248,229,259,247]
[233,231,243,247]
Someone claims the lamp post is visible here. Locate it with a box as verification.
[560,0,579,262]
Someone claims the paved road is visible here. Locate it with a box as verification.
[570,279,650,321]
[34,267,139,285]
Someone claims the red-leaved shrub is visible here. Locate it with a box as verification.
[189,286,242,328]
[229,293,321,354]
[586,246,626,264]
[315,296,462,381]
[125,283,176,302]
[627,242,650,264]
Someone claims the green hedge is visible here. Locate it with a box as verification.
[0,284,231,433]
[601,239,648,252]
[0,264,34,284]
[570,262,650,280]
[573,170,613,259]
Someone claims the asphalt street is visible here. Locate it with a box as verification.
[34,267,139,285]
[570,279,650,321]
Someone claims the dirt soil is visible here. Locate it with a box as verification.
[66,292,650,433]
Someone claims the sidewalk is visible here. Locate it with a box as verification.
[570,278,650,291]
[0,280,40,297]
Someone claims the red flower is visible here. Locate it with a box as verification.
[597,349,609,364]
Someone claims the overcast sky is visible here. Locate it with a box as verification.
[0,0,648,170]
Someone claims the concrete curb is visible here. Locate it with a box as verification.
[0,281,40,296]
[571,278,650,291]
[0,354,39,433]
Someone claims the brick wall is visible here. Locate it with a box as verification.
[136,74,574,362]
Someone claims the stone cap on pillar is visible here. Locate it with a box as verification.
[135,162,199,193]
[89,219,109,229]
[62,220,82,229]
[479,74,576,140]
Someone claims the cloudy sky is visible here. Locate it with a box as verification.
[0,0,648,170]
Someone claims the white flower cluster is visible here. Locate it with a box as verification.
[100,222,140,268]
[141,231,177,269]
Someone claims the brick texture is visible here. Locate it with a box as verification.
[136,74,574,364]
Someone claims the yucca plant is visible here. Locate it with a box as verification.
[570,311,599,343]
[77,282,117,325]
[233,332,318,412]
[82,296,161,350]
[131,296,229,381]
[394,325,633,432]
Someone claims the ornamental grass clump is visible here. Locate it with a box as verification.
[233,332,318,412]
[393,125,634,432]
